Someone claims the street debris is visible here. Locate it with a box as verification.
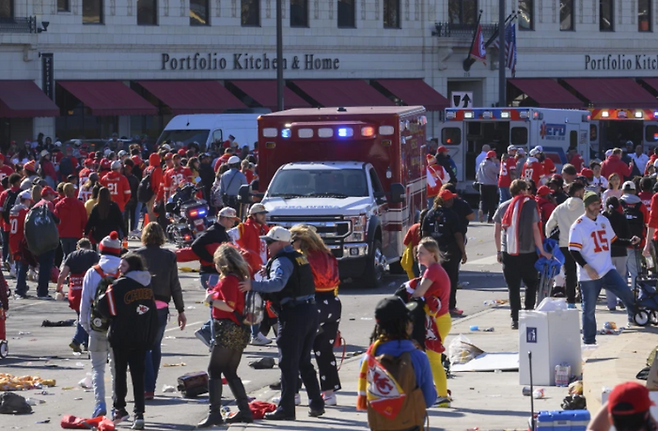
[163,362,186,367]
[162,385,176,393]
[249,358,275,369]
[0,374,56,391]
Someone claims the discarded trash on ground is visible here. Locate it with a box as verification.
[41,319,76,327]
[448,335,484,365]
[249,357,276,369]
[163,362,186,367]
[0,374,56,391]
[0,393,32,414]
[162,385,176,393]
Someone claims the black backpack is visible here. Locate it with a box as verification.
[2,189,20,224]
[90,265,120,332]
[59,156,74,177]
[137,169,154,203]
[621,200,645,239]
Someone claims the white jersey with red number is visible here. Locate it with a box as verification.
[568,214,617,282]
[0,165,14,182]
[164,166,193,196]
[78,168,93,198]
[426,164,449,198]
[521,158,544,185]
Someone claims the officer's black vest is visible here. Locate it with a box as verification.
[265,250,315,303]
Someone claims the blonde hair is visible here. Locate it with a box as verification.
[31,184,42,203]
[418,237,445,264]
[289,224,331,254]
[141,222,166,246]
[214,244,250,279]
[63,183,76,198]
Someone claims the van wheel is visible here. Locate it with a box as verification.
[362,239,385,289]
[0,341,7,359]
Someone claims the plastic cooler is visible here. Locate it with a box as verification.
[519,308,581,386]
[536,410,590,431]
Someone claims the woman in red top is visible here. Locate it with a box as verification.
[402,209,428,278]
[200,244,252,427]
[412,237,452,408]
[290,224,341,406]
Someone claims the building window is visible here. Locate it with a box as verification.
[190,0,209,25]
[559,0,574,30]
[137,0,157,24]
[58,0,70,12]
[600,0,613,31]
[290,0,308,27]
[0,0,13,18]
[83,0,103,23]
[448,0,477,25]
[383,0,399,28]
[518,0,533,30]
[241,0,259,26]
[337,0,355,27]
[639,0,651,31]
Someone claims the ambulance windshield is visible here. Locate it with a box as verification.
[269,169,368,198]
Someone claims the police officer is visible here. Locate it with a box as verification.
[239,226,324,420]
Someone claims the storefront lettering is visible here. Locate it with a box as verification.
[161,53,340,71]
[585,54,658,71]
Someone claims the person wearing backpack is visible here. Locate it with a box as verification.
[620,181,650,291]
[0,174,22,267]
[29,186,60,299]
[79,232,122,419]
[10,191,32,299]
[96,252,157,430]
[198,244,252,427]
[356,297,436,431]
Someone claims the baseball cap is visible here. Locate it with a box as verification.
[19,190,31,201]
[516,148,526,156]
[177,148,187,157]
[534,146,543,153]
[549,174,564,186]
[100,159,111,170]
[261,226,292,244]
[41,186,56,197]
[486,150,497,159]
[374,297,418,325]
[536,185,551,197]
[111,160,122,170]
[583,191,601,207]
[248,203,268,216]
[40,149,49,158]
[164,152,174,160]
[580,168,594,179]
[529,148,540,157]
[437,146,449,153]
[439,189,458,201]
[605,149,613,157]
[507,145,517,153]
[161,143,172,151]
[622,180,636,191]
[228,155,241,165]
[118,150,127,157]
[218,207,240,221]
[608,382,655,415]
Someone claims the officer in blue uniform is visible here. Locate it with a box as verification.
[239,226,324,420]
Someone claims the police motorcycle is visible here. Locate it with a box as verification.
[165,180,211,247]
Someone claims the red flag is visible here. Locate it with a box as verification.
[469,24,487,65]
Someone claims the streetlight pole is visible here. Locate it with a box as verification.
[498,0,506,107]
[276,0,284,111]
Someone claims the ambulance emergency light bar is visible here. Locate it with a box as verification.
[445,108,536,121]
[261,124,387,140]
[595,109,658,120]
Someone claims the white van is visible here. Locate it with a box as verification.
[156,110,268,151]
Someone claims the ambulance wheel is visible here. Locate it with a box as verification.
[0,341,7,359]
[651,311,658,326]
[634,310,650,327]
[362,239,385,289]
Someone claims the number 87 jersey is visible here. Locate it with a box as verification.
[568,214,617,282]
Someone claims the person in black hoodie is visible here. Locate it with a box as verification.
[602,196,634,311]
[97,252,157,430]
[198,154,215,204]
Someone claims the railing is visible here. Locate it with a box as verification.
[0,17,38,34]
[433,22,498,39]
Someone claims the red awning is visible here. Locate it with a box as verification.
[292,80,394,107]
[641,78,658,95]
[138,80,246,114]
[229,80,310,111]
[508,79,584,109]
[563,78,657,108]
[0,80,59,118]
[58,81,157,116]
[374,79,449,111]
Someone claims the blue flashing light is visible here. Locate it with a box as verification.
[338,128,348,137]
[198,209,206,216]
[281,128,291,138]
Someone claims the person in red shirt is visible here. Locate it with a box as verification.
[78,159,95,200]
[200,243,253,427]
[144,153,163,225]
[163,154,193,201]
[426,154,449,208]
[568,148,585,173]
[0,174,22,265]
[601,148,633,181]
[10,190,32,299]
[0,154,14,183]
[241,159,254,184]
[55,183,89,259]
[643,189,658,258]
[638,177,654,212]
[233,203,270,267]
[100,160,131,213]
[521,148,545,187]
[214,148,235,173]
[498,146,518,203]
[535,185,557,235]
[535,146,556,177]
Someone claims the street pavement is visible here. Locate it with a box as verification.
[0,221,643,430]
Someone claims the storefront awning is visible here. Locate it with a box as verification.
[0,80,59,118]
[137,80,245,114]
[229,80,310,111]
[562,78,657,108]
[508,79,584,109]
[59,81,157,116]
[292,80,394,107]
[374,79,448,111]
[641,78,658,95]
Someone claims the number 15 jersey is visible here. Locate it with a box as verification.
[568,214,617,281]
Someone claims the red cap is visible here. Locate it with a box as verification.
[437,146,449,153]
[164,152,174,160]
[537,185,551,197]
[439,189,458,201]
[84,158,94,167]
[177,148,187,157]
[41,186,56,197]
[486,150,497,159]
[131,155,143,165]
[426,153,436,163]
[608,382,655,415]
[100,159,111,170]
[24,160,36,172]
[89,152,96,159]
[580,168,594,179]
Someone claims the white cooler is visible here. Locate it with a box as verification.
[519,309,581,386]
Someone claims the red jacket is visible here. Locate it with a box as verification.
[54,197,88,238]
[147,153,163,199]
[535,195,556,226]
[236,218,269,266]
[306,250,340,293]
[601,155,633,181]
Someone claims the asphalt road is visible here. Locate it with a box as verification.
[0,221,508,430]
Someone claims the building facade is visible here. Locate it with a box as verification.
[0,0,656,147]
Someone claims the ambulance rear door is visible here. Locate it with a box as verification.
[439,119,466,182]
[509,120,529,152]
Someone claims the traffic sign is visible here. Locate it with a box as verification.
[451,91,473,108]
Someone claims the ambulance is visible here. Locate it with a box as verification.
[440,107,591,184]
[588,108,658,156]
[245,106,427,288]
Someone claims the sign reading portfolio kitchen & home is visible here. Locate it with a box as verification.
[161,53,340,71]
[585,54,658,71]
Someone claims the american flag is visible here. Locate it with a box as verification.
[492,22,517,77]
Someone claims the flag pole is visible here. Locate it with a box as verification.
[497,0,506,107]
[462,10,483,72]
